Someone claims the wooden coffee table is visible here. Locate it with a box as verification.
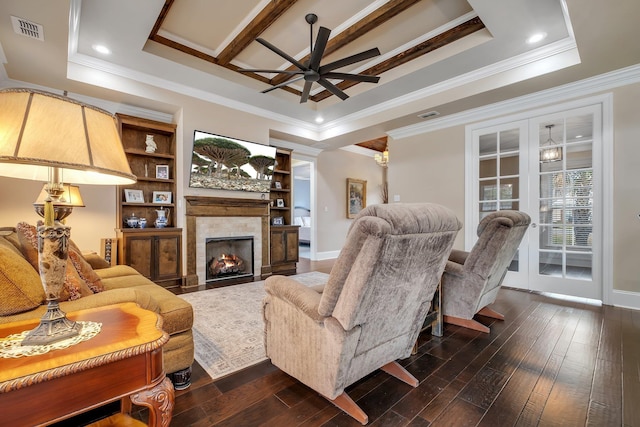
[0,302,174,426]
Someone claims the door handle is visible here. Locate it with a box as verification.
[531,223,537,228]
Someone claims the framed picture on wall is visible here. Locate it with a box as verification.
[347,178,366,219]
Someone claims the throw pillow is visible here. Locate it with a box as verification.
[0,241,46,315]
[15,222,92,301]
[68,240,104,293]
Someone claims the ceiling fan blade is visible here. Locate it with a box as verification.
[323,72,380,83]
[308,27,331,71]
[300,80,313,103]
[318,78,349,100]
[261,76,305,94]
[238,69,304,75]
[319,47,381,73]
[256,38,307,71]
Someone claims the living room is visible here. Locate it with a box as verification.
[0,0,639,425]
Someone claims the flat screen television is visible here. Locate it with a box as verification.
[189,130,277,193]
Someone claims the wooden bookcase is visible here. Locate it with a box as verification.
[115,113,182,288]
[269,147,299,275]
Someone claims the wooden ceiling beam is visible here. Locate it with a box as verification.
[270,0,423,86]
[217,0,300,65]
[356,136,388,152]
[311,17,485,102]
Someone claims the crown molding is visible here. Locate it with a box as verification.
[269,138,322,157]
[388,62,640,139]
[340,145,377,157]
[0,78,174,123]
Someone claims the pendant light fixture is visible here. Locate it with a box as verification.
[540,124,562,163]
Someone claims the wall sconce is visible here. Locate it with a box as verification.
[540,124,562,163]
[374,147,389,168]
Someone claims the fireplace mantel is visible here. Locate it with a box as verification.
[184,196,271,287]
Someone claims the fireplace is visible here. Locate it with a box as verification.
[184,196,271,287]
[205,237,254,283]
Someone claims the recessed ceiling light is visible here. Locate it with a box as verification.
[315,116,324,124]
[526,32,547,44]
[92,44,111,55]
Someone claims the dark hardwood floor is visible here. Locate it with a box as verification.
[147,258,639,426]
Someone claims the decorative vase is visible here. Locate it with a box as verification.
[22,223,81,345]
[145,134,157,153]
[155,208,169,228]
[139,217,147,228]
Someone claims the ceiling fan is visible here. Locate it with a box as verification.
[238,13,381,103]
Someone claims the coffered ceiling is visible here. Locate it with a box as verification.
[0,0,639,151]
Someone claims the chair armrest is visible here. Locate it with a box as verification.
[444,260,465,278]
[265,275,324,322]
[448,249,469,265]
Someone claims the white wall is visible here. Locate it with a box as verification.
[316,149,383,256]
[387,127,466,250]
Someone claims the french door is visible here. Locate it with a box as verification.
[468,104,603,300]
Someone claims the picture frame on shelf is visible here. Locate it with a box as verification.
[152,191,172,204]
[347,178,367,219]
[156,164,169,179]
[271,216,284,226]
[274,181,282,189]
[276,198,285,207]
[124,189,144,203]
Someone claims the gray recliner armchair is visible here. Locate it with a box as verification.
[262,203,461,424]
[441,210,531,333]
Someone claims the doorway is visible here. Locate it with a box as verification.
[467,102,606,300]
[292,159,313,259]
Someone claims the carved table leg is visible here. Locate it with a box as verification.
[130,376,175,427]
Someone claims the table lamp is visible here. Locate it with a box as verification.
[0,88,136,345]
[33,183,85,222]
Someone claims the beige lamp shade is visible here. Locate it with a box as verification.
[34,183,85,207]
[33,183,85,221]
[0,88,136,185]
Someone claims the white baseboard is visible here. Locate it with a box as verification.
[314,250,341,261]
[611,289,640,311]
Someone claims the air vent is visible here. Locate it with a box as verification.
[11,16,44,41]
[417,111,440,119]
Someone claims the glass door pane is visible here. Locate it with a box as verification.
[478,127,522,272]
[537,117,593,281]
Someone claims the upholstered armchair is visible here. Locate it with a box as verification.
[441,210,531,333]
[263,203,461,424]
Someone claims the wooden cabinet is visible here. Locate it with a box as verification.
[116,229,182,288]
[270,225,299,275]
[269,147,298,275]
[115,114,182,288]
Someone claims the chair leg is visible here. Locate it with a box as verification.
[477,306,505,320]
[443,315,490,333]
[380,361,419,387]
[329,392,368,425]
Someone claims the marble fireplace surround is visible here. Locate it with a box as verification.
[184,196,271,287]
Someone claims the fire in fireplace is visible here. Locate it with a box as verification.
[205,236,254,283]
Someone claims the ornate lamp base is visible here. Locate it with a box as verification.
[21,299,82,346]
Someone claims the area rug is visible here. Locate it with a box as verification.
[178,271,329,381]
